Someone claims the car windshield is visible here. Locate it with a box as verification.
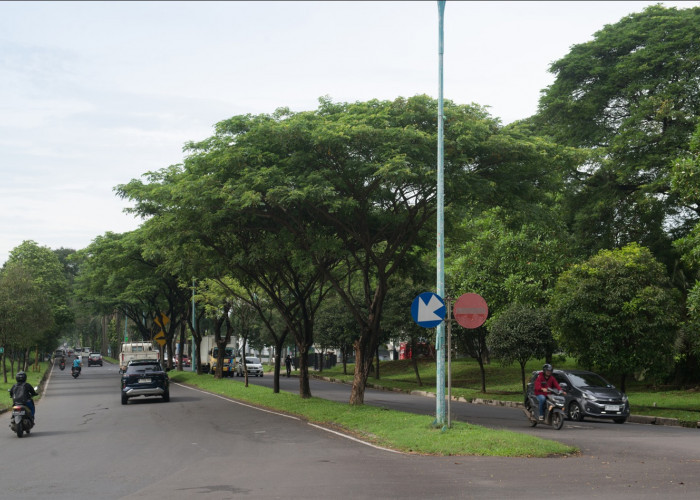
[246,358,260,364]
[567,372,613,388]
[126,364,161,374]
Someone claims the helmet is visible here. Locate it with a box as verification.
[15,371,27,383]
[542,364,553,372]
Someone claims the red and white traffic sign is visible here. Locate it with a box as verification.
[453,293,488,329]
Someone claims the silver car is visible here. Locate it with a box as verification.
[236,357,264,377]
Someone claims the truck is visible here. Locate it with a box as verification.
[118,341,159,373]
[199,335,237,377]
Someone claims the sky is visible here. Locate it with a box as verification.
[1,0,697,266]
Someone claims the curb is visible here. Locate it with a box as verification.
[310,374,698,429]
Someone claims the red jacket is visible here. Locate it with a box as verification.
[534,372,561,396]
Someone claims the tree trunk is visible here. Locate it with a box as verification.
[620,373,627,393]
[297,343,311,398]
[412,356,422,387]
[477,356,486,393]
[342,346,347,375]
[374,345,380,379]
[520,361,527,393]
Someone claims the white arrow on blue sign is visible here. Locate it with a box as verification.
[411,292,446,328]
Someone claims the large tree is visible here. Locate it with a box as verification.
[535,5,700,261]
[119,95,579,405]
[548,243,681,391]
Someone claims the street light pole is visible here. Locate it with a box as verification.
[435,0,447,428]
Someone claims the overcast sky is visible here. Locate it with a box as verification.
[1,1,696,266]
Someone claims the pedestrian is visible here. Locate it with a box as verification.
[285,354,292,377]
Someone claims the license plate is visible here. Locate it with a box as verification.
[138,378,151,384]
[13,410,25,416]
[604,405,620,411]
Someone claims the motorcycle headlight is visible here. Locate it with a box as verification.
[552,395,566,405]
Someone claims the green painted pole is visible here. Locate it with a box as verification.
[435,0,446,427]
[192,278,197,372]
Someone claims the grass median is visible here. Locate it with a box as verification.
[169,371,577,457]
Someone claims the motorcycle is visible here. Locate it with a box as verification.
[523,387,567,430]
[71,366,81,378]
[8,388,37,438]
[59,359,66,371]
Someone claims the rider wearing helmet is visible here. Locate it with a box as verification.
[534,364,565,421]
[72,356,82,374]
[9,371,37,419]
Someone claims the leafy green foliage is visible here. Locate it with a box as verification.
[536,5,700,261]
[487,303,555,391]
[549,243,681,390]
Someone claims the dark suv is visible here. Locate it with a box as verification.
[121,360,169,405]
[526,369,630,424]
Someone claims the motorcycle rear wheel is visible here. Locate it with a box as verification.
[16,421,23,438]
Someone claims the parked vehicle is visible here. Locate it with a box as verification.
[523,386,566,430]
[174,355,190,368]
[526,369,630,424]
[121,360,170,405]
[236,357,264,377]
[8,389,37,438]
[118,342,159,373]
[88,352,103,366]
[199,336,236,376]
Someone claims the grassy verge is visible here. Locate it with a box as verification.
[169,371,577,457]
[1,362,49,412]
[314,358,700,424]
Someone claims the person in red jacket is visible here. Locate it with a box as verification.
[534,364,565,420]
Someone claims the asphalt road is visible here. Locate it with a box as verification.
[4,363,700,499]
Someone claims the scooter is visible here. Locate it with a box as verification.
[8,389,37,438]
[59,359,66,371]
[71,366,81,378]
[523,388,567,430]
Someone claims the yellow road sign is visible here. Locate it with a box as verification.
[154,331,166,346]
[154,313,170,328]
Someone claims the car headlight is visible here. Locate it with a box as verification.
[622,394,628,403]
[582,391,594,400]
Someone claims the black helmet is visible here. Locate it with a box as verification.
[543,364,553,372]
[15,371,27,383]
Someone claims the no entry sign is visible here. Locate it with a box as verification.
[453,293,488,329]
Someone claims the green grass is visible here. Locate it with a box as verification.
[169,371,577,457]
[317,358,700,424]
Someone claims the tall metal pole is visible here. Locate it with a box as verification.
[192,278,197,372]
[435,0,447,427]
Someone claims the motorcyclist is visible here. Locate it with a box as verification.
[9,371,37,420]
[534,364,565,421]
[72,356,82,375]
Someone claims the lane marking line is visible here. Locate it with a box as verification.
[173,382,403,454]
[307,423,403,454]
[173,382,299,420]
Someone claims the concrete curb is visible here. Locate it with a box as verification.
[311,374,699,429]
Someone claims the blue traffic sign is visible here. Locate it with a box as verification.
[411,292,446,328]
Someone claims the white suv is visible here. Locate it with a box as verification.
[236,357,264,377]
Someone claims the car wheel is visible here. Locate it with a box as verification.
[614,417,627,424]
[121,393,128,405]
[162,390,170,402]
[568,402,584,422]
